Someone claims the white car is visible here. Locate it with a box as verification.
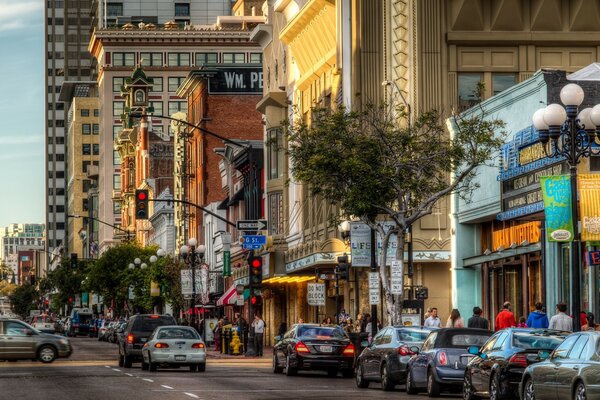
[141,325,206,372]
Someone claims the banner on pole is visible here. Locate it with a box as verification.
[350,222,372,267]
[579,174,600,241]
[540,175,574,242]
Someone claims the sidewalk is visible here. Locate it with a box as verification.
[206,346,273,361]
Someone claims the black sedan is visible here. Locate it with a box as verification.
[406,327,492,397]
[520,331,600,400]
[355,325,435,391]
[463,328,568,400]
[272,323,355,377]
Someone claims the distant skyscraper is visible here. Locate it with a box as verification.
[45,1,232,259]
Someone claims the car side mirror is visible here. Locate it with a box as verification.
[467,346,480,355]
[409,345,420,354]
[25,329,34,336]
[274,335,281,342]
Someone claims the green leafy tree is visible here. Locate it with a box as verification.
[287,104,505,324]
[9,284,39,318]
[42,259,87,313]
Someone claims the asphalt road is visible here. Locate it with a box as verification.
[0,337,461,400]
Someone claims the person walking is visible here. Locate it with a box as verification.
[446,309,465,328]
[495,302,516,330]
[549,303,573,332]
[526,302,549,328]
[582,313,599,331]
[467,306,489,329]
[424,307,442,327]
[252,313,265,357]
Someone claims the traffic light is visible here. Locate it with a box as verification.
[337,255,349,280]
[248,252,263,285]
[135,189,149,219]
[70,253,78,268]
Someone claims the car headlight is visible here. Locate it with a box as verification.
[59,339,70,346]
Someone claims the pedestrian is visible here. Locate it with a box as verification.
[213,319,223,352]
[526,302,549,328]
[424,307,433,320]
[360,313,370,333]
[322,316,333,325]
[252,313,265,357]
[297,317,304,324]
[582,313,598,331]
[549,303,573,332]
[495,302,516,330]
[365,315,373,343]
[446,309,465,328]
[516,316,528,328]
[424,307,442,328]
[338,308,349,325]
[344,318,354,335]
[467,306,489,329]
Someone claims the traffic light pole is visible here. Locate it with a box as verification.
[246,250,256,356]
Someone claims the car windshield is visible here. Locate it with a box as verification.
[157,328,199,340]
[512,332,566,350]
[297,326,345,339]
[396,329,430,342]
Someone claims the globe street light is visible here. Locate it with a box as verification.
[532,82,600,332]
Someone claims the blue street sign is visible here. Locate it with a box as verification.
[242,235,267,245]
[243,244,263,250]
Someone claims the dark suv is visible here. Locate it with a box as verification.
[118,314,177,368]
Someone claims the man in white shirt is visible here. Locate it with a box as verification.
[424,307,442,327]
[252,314,265,356]
[549,303,573,332]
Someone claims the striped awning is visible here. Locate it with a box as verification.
[216,285,238,306]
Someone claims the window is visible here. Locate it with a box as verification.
[113,77,126,93]
[81,109,90,117]
[140,53,163,67]
[82,160,91,173]
[113,150,121,166]
[458,73,483,111]
[55,137,65,144]
[56,205,65,212]
[82,199,89,212]
[113,101,125,117]
[168,101,187,115]
[267,128,284,180]
[56,103,64,111]
[113,174,121,190]
[113,126,121,140]
[168,77,185,92]
[82,144,91,155]
[56,222,65,230]
[93,109,99,117]
[93,144,99,155]
[150,77,163,92]
[552,334,580,361]
[93,124,99,135]
[56,153,64,161]
[223,53,245,64]
[492,73,517,96]
[113,202,122,214]
[106,2,123,17]
[82,124,91,135]
[250,53,262,64]
[568,335,589,360]
[175,3,190,16]
[149,101,163,116]
[82,180,92,193]
[195,52,218,65]
[167,53,191,66]
[113,52,135,66]
[56,120,65,127]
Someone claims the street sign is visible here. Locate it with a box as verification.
[237,219,268,231]
[307,283,326,306]
[390,261,403,295]
[241,235,266,250]
[369,272,380,305]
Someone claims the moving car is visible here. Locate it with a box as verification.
[520,331,600,400]
[406,327,492,397]
[273,323,355,377]
[463,328,568,400]
[355,325,435,390]
[0,318,72,363]
[141,325,206,372]
[118,314,177,368]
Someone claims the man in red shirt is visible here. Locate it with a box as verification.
[495,301,516,330]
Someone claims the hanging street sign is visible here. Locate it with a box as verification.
[223,250,231,277]
[241,235,267,249]
[236,219,268,231]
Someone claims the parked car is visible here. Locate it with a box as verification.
[118,314,177,368]
[355,325,435,390]
[141,325,206,372]
[273,323,355,377]
[520,331,600,400]
[107,321,127,344]
[463,328,569,400]
[67,308,94,337]
[406,327,492,397]
[0,318,72,363]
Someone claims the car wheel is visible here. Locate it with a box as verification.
[355,363,369,388]
[273,354,283,374]
[342,369,353,379]
[427,368,441,397]
[381,363,395,391]
[123,354,132,368]
[38,345,57,363]
[575,381,587,400]
[197,363,206,372]
[406,368,418,394]
[490,372,502,400]
[285,355,297,376]
[463,371,478,400]
[522,377,535,400]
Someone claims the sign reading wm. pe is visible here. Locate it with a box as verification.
[208,66,263,94]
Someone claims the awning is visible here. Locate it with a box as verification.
[216,285,238,306]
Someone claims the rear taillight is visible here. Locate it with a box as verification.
[398,346,415,356]
[438,351,448,366]
[191,343,205,349]
[127,334,134,344]
[342,343,355,356]
[509,354,528,368]
[295,341,310,353]
[154,343,169,349]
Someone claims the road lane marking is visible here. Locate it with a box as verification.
[125,373,133,377]
[184,393,199,399]
[161,385,173,389]
[112,368,121,372]
[105,366,111,368]
[142,378,154,383]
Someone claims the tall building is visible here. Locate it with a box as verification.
[45,0,233,259]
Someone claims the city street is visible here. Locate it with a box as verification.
[0,337,459,400]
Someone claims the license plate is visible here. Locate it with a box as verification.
[319,345,332,353]
[175,355,186,361]
[140,338,147,342]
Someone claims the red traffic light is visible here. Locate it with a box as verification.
[251,296,257,305]
[251,258,262,268]
[137,191,147,200]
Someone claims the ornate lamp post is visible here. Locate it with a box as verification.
[532,83,600,332]
[180,239,205,332]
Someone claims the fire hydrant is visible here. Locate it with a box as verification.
[230,329,242,355]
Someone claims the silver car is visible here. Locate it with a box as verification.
[141,325,206,372]
[0,318,72,363]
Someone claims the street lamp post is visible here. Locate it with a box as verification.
[179,238,205,333]
[532,83,600,332]
[128,258,147,314]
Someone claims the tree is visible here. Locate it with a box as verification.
[41,259,86,314]
[287,104,505,324]
[9,284,39,318]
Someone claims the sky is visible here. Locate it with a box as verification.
[0,1,44,228]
